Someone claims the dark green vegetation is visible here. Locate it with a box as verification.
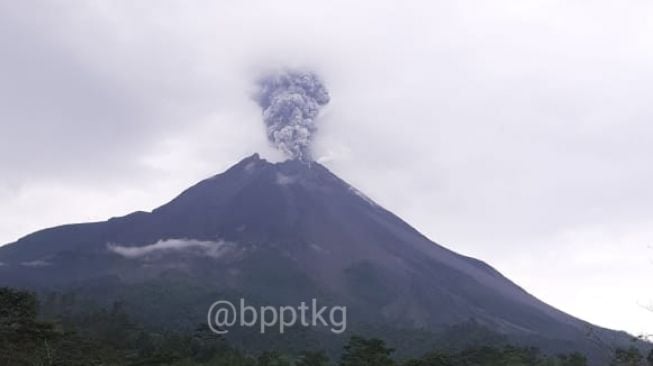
[2,288,650,366]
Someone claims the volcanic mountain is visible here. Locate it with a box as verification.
[0,154,632,358]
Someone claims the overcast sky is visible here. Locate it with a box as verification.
[2,0,653,336]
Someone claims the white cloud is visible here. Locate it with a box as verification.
[275,173,295,185]
[107,239,234,259]
[20,260,51,267]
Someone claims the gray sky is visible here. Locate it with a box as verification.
[2,0,653,335]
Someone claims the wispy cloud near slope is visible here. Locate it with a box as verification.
[107,239,234,259]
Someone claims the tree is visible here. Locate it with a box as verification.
[558,352,588,366]
[611,347,644,366]
[0,287,61,365]
[296,351,330,366]
[257,351,291,366]
[403,351,454,366]
[340,336,395,366]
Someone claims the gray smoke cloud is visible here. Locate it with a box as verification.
[255,71,330,160]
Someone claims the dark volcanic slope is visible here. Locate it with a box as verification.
[0,154,629,354]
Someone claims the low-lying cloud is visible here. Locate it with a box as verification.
[107,239,234,259]
[20,259,51,267]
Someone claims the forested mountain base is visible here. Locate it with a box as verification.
[0,288,648,366]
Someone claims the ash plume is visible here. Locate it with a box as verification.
[255,70,330,160]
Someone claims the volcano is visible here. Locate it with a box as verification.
[0,154,632,358]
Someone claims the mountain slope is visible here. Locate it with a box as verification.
[0,154,631,358]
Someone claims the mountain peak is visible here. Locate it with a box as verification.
[228,153,318,175]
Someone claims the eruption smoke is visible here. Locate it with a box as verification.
[255,71,330,160]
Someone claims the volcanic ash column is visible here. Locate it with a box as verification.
[254,71,330,161]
